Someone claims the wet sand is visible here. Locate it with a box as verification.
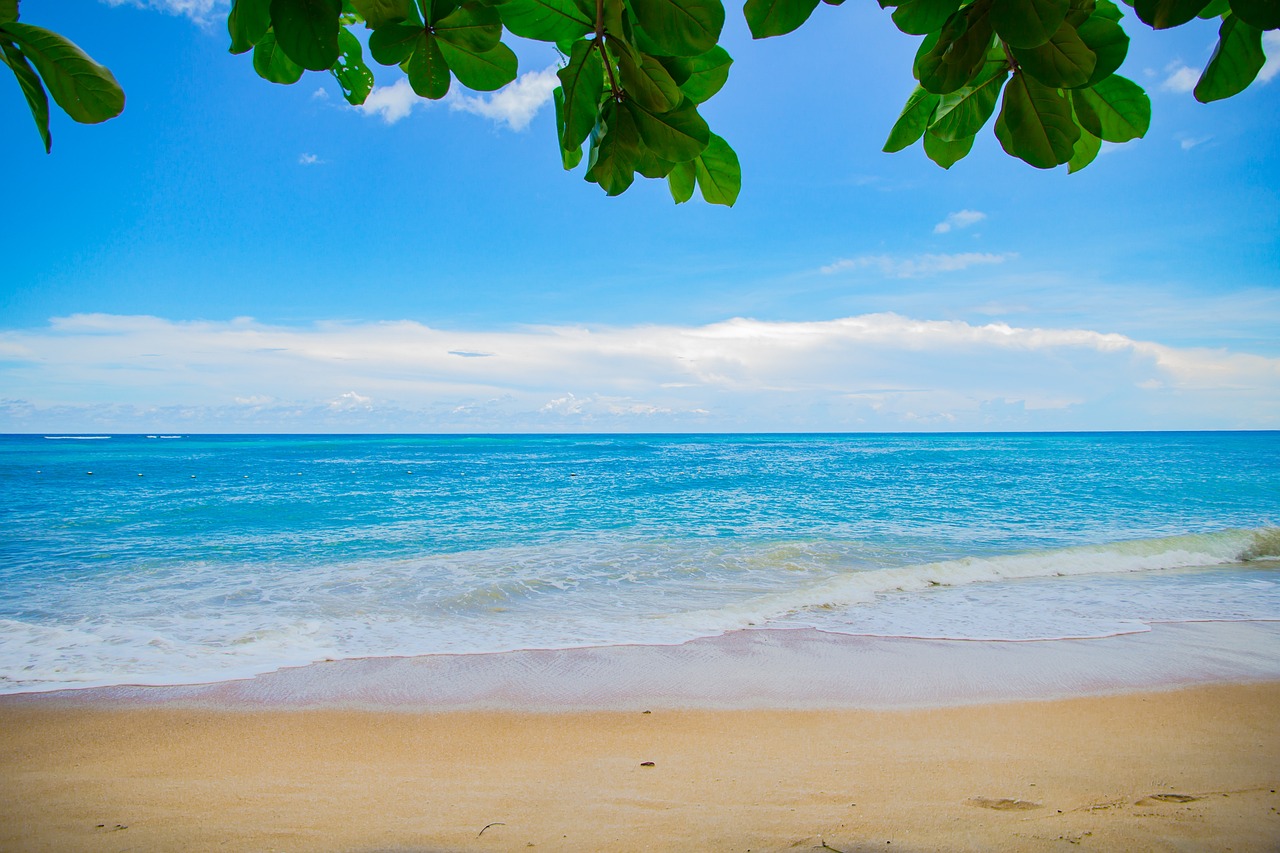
[2,624,1279,851]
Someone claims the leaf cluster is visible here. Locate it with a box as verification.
[878,0,1277,171]
[0,0,124,152]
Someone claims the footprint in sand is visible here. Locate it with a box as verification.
[968,798,1042,811]
[1142,794,1201,803]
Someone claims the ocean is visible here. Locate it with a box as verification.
[1,432,1277,695]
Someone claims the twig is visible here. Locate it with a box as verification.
[478,822,505,837]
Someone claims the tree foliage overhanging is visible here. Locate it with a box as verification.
[1,0,1276,205]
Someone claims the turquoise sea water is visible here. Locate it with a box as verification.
[1,432,1278,693]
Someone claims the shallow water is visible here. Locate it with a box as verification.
[1,432,1277,692]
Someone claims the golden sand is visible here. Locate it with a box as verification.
[2,681,1277,852]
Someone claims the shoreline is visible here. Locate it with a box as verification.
[6,619,1280,711]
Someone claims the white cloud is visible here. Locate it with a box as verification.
[1179,135,1212,151]
[933,210,986,234]
[820,252,1015,277]
[358,78,425,125]
[1261,32,1280,83]
[101,0,226,22]
[449,66,560,131]
[298,153,323,165]
[1161,61,1199,93]
[2,312,1277,432]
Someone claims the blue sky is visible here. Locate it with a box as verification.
[0,0,1277,432]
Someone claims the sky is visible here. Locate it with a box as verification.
[0,0,1277,432]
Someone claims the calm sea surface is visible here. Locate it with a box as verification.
[2,432,1277,693]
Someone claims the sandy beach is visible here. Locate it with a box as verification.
[3,625,1279,852]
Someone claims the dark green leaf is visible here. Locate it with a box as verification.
[557,39,604,149]
[406,31,450,97]
[994,69,1079,167]
[1194,14,1265,102]
[1196,0,1229,15]
[368,21,423,64]
[1092,0,1123,19]
[668,159,696,202]
[269,0,342,70]
[1071,73,1148,141]
[1010,19,1097,87]
[916,3,995,94]
[426,0,460,23]
[1065,0,1095,26]
[436,2,502,50]
[1232,0,1278,24]
[744,0,821,38]
[988,0,1069,47]
[437,39,516,90]
[229,0,272,53]
[626,97,710,161]
[331,26,374,103]
[253,29,306,82]
[1,39,50,151]
[350,0,419,27]
[1132,0,1209,28]
[883,85,939,151]
[586,100,641,195]
[692,132,740,205]
[630,0,725,56]
[930,62,1007,140]
[658,46,732,102]
[0,0,16,23]
[892,0,963,34]
[924,129,974,167]
[553,86,584,169]
[496,0,593,40]
[615,43,682,111]
[635,146,676,178]
[1076,13,1128,85]
[1067,123,1100,171]
[1,21,124,123]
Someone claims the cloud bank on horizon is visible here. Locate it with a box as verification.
[2,313,1276,433]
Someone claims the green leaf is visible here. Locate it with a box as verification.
[994,69,1080,167]
[1132,0,1209,28]
[269,0,342,71]
[988,0,1069,47]
[668,159,696,202]
[426,0,460,23]
[630,0,725,56]
[658,46,732,102]
[635,145,677,178]
[1071,73,1148,141]
[883,85,939,151]
[1,39,50,151]
[1076,13,1128,85]
[744,0,821,38]
[916,4,996,94]
[557,39,604,150]
[892,0,963,35]
[1010,19,1097,87]
[349,0,418,27]
[253,29,306,82]
[368,22,423,64]
[229,0,272,53]
[924,129,974,167]
[0,21,124,123]
[586,100,641,195]
[495,0,593,40]
[0,0,16,23]
[1196,0,1229,15]
[1194,14,1265,102]
[692,132,740,205]
[1065,0,1096,26]
[331,26,374,103]
[553,86,584,169]
[1067,123,1100,171]
[436,2,502,51]
[1092,0,1123,19]
[614,44,682,111]
[1227,0,1277,26]
[437,39,516,90]
[930,62,1007,140]
[405,31,451,97]
[626,97,710,161]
